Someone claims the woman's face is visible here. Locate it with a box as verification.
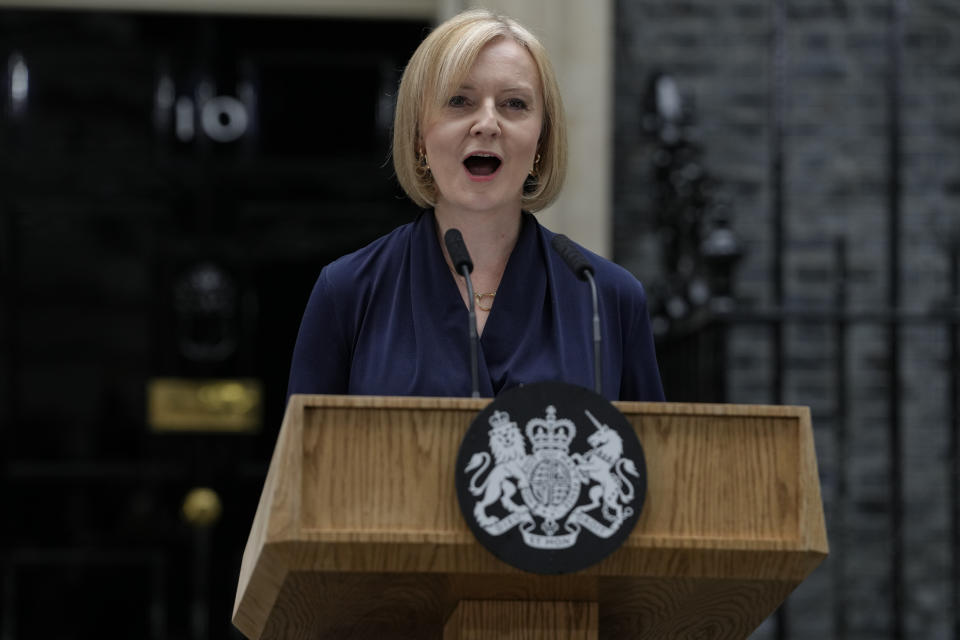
[422,37,543,215]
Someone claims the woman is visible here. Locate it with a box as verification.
[287,9,664,402]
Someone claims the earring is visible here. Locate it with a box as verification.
[416,149,431,179]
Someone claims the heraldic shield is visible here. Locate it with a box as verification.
[455,381,647,574]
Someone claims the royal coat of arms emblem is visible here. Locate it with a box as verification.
[456,382,646,573]
[465,405,640,549]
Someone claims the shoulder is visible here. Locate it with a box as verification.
[321,213,421,292]
[589,251,649,302]
[535,220,649,305]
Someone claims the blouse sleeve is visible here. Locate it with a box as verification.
[286,267,351,397]
[619,282,666,402]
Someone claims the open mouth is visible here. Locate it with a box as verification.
[463,153,502,177]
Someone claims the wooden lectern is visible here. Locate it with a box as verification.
[233,395,827,639]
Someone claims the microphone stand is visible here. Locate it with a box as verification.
[583,270,601,396]
[444,228,481,398]
[550,233,603,397]
[461,264,480,398]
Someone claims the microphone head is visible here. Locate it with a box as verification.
[444,228,474,274]
[551,234,594,281]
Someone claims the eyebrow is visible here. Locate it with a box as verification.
[456,83,535,94]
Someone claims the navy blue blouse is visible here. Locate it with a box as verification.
[287,211,664,402]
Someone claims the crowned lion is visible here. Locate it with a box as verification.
[464,410,530,527]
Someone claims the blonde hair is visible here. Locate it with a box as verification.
[393,9,567,212]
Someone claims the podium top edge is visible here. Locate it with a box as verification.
[287,394,810,418]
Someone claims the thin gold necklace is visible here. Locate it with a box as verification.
[447,263,497,312]
[474,291,495,312]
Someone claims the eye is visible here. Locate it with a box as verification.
[505,97,529,110]
[447,95,469,107]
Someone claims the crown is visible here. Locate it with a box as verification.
[488,410,517,437]
[525,405,575,454]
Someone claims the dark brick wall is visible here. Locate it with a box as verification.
[614,1,959,638]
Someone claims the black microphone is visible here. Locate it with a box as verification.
[550,233,594,280]
[444,228,480,398]
[551,234,602,396]
[444,227,474,275]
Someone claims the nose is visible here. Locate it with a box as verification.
[470,100,501,137]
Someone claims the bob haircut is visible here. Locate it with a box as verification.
[393,9,567,212]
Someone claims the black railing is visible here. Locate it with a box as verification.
[953,246,960,640]
[656,237,960,639]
